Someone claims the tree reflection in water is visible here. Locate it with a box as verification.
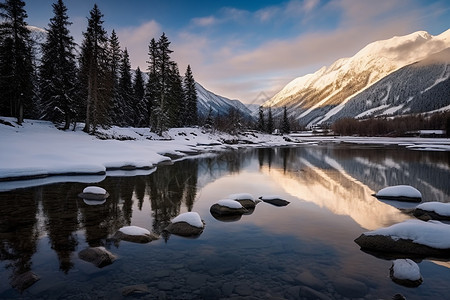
[0,189,39,287]
[0,145,449,295]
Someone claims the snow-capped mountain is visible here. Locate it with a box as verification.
[195,82,252,119]
[325,48,450,123]
[263,29,450,127]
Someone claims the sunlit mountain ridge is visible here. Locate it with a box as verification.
[263,29,450,127]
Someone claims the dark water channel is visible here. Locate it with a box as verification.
[0,145,449,299]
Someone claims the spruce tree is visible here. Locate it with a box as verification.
[79,4,111,133]
[108,29,122,125]
[132,67,145,127]
[144,38,159,129]
[118,48,133,126]
[267,107,274,134]
[0,0,34,124]
[281,106,290,134]
[257,106,265,132]
[39,0,77,129]
[166,61,183,127]
[183,64,198,126]
[156,33,173,134]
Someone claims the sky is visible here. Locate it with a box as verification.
[24,0,450,104]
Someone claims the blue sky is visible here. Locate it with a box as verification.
[25,0,450,103]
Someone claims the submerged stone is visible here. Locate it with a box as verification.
[78,246,116,268]
[11,271,40,291]
[259,196,290,207]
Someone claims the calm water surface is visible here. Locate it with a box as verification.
[0,145,449,299]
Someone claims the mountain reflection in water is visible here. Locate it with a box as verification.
[0,145,449,299]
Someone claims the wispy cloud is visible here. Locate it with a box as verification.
[191,16,217,27]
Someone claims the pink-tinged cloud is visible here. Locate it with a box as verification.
[116,20,162,70]
[191,16,217,27]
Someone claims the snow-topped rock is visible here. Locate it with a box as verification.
[78,186,110,200]
[355,219,450,257]
[113,226,158,244]
[210,199,248,216]
[259,195,290,207]
[374,185,422,202]
[83,186,107,194]
[227,193,257,209]
[390,259,423,287]
[413,202,450,221]
[164,212,205,237]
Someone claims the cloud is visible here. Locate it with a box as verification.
[191,16,217,27]
[116,20,162,70]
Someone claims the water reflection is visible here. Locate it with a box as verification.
[0,145,449,297]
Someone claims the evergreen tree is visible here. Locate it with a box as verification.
[39,0,77,129]
[156,32,173,134]
[166,61,183,127]
[108,29,122,125]
[132,67,145,127]
[79,4,111,133]
[183,64,198,126]
[144,38,159,129]
[0,0,34,124]
[118,48,133,126]
[267,107,274,134]
[281,106,290,134]
[257,106,265,132]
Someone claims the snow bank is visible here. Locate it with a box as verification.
[391,259,422,281]
[365,219,450,249]
[119,226,151,236]
[217,199,244,209]
[172,212,203,228]
[375,185,422,199]
[416,202,450,217]
[83,186,107,195]
[0,118,302,185]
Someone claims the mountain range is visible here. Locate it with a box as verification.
[263,29,450,127]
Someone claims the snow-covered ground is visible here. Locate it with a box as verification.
[1,117,449,189]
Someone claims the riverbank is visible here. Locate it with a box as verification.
[1,117,449,185]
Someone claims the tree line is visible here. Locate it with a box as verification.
[331,112,450,137]
[0,0,198,134]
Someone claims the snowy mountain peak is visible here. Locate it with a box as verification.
[264,29,450,126]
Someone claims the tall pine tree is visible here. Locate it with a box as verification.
[257,106,265,132]
[144,38,159,130]
[267,107,274,134]
[183,64,198,126]
[79,4,111,133]
[39,0,78,129]
[118,48,133,126]
[156,33,173,134]
[0,0,34,124]
[108,29,122,125]
[166,61,183,128]
[281,106,290,134]
[132,67,145,127]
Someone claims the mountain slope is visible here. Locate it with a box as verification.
[195,82,252,119]
[325,48,450,123]
[263,29,450,126]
